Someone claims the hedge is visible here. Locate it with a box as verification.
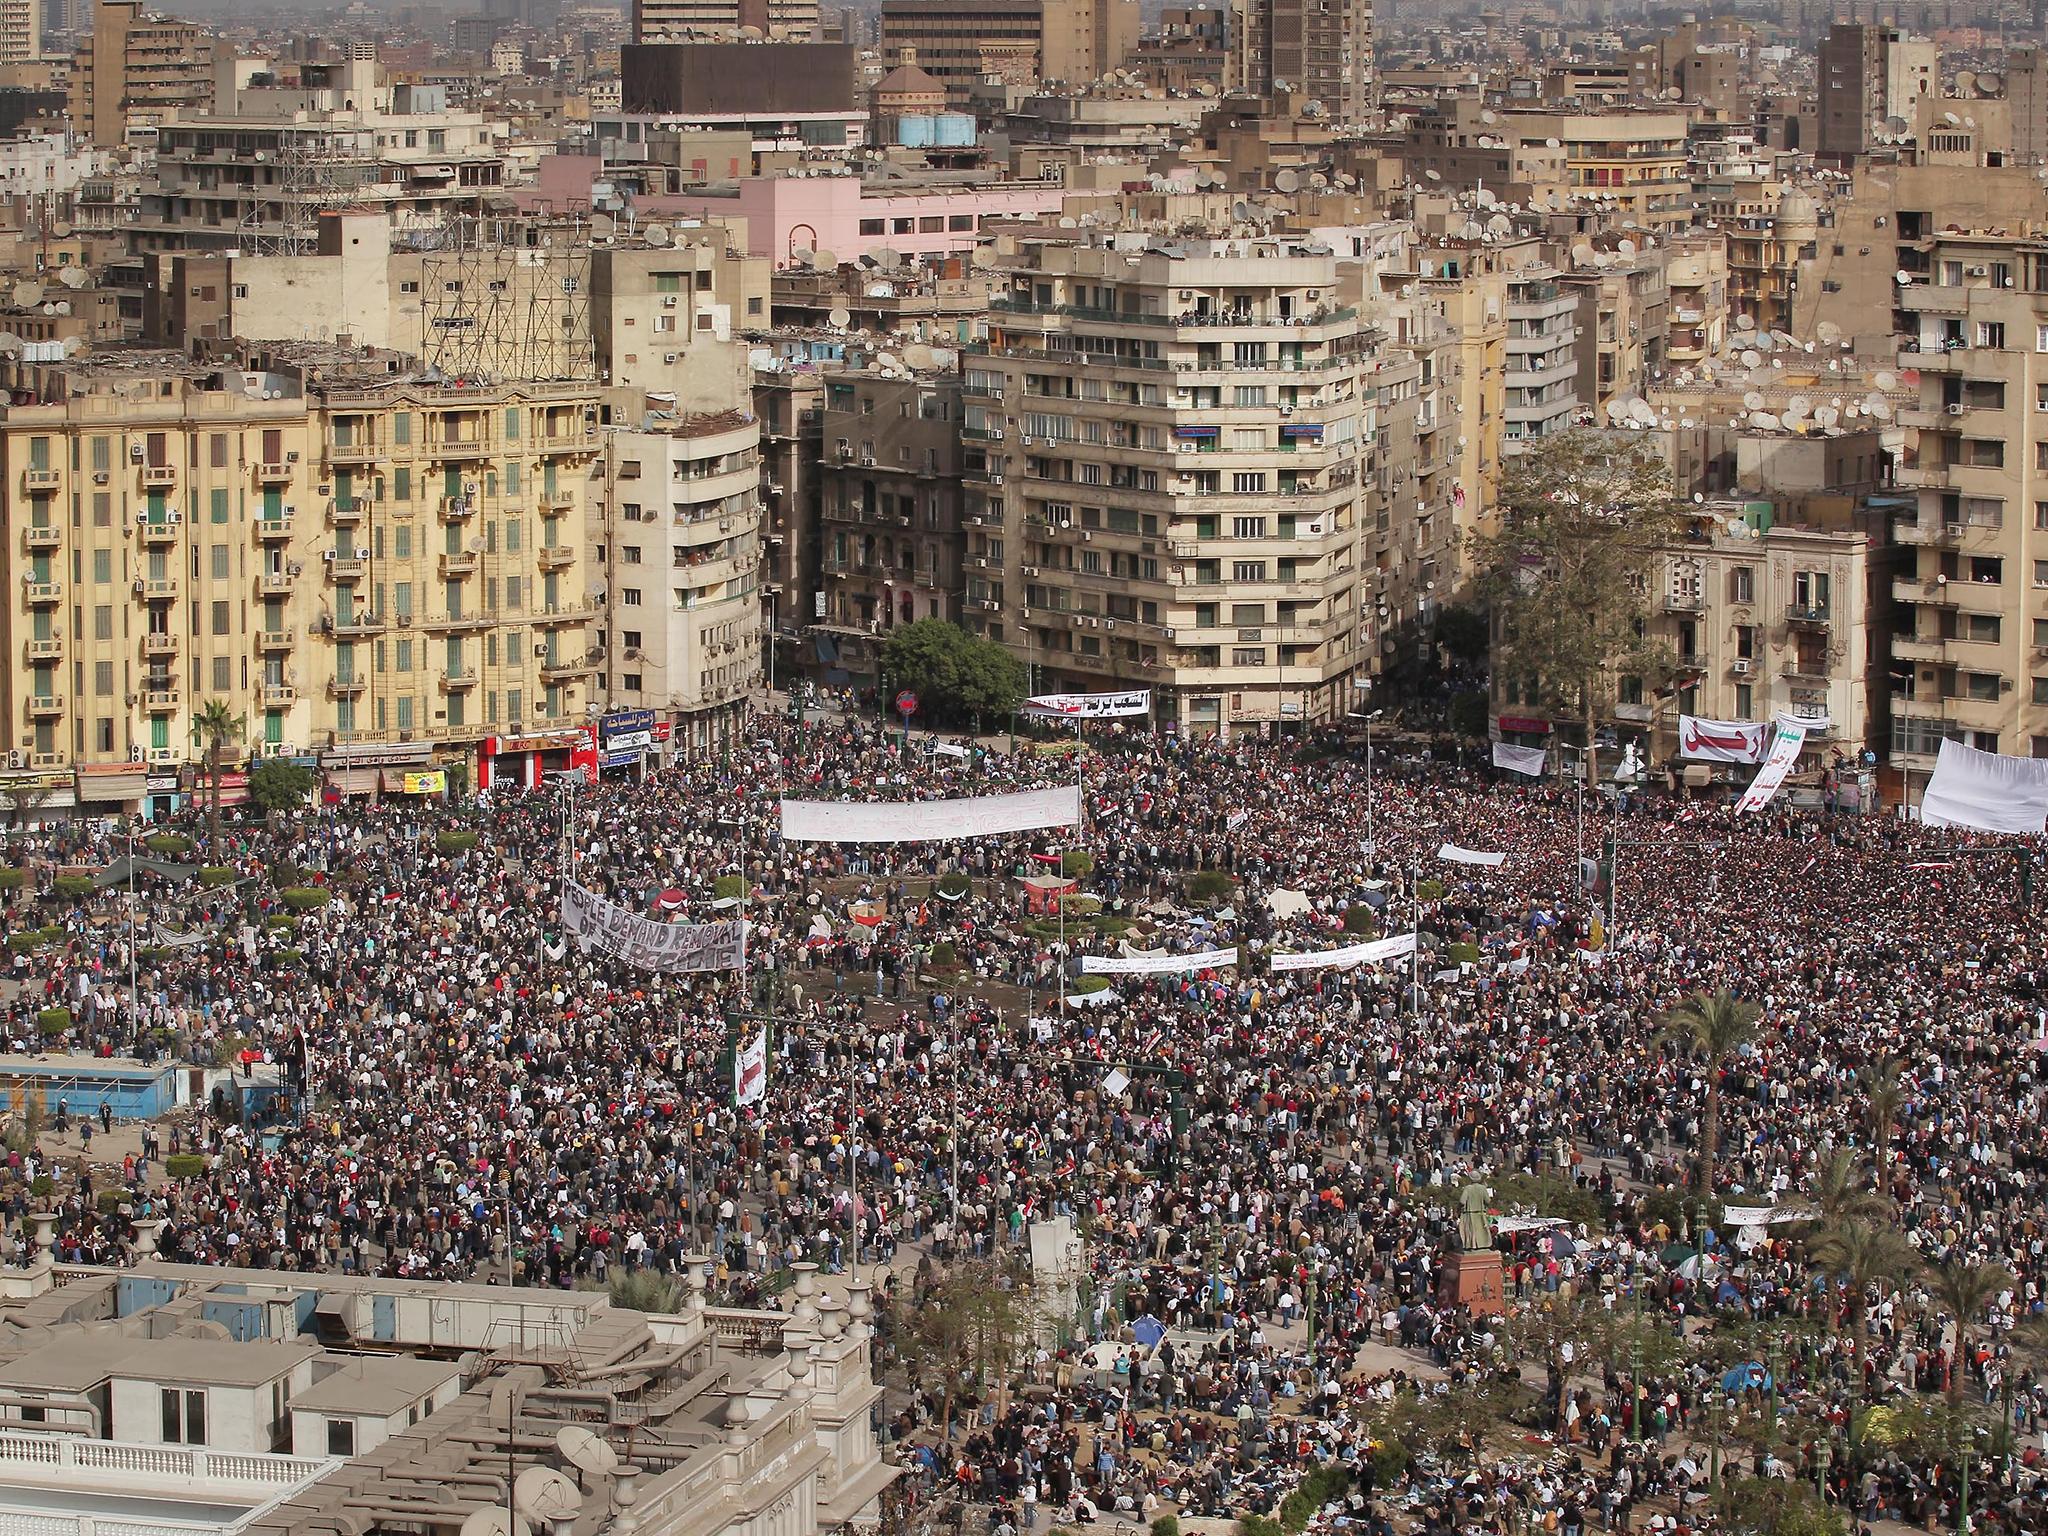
[96,1190,124,1214]
[1073,975,1110,995]
[1061,850,1095,878]
[51,875,93,901]
[1416,878,1446,902]
[28,1174,51,1199]
[1186,870,1235,905]
[435,830,478,856]
[1341,906,1378,935]
[280,887,331,912]
[712,874,744,899]
[35,1008,71,1036]
[927,941,958,968]
[164,1155,206,1180]
[145,834,193,856]
[1448,942,1482,965]
[263,913,297,931]
[1277,1466,1352,1533]
[1059,894,1102,916]
[1093,916,1134,937]
[0,868,22,892]
[936,872,971,898]
[198,866,236,888]
[6,933,43,954]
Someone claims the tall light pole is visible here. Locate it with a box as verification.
[1348,709,1383,861]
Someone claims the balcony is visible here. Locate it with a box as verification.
[260,683,297,707]
[539,656,600,683]
[1785,603,1832,628]
[256,461,294,483]
[327,677,367,698]
[423,611,492,633]
[1782,664,1831,685]
[20,525,59,552]
[540,491,576,516]
[440,669,479,692]
[536,545,575,572]
[25,694,62,720]
[428,437,490,462]
[21,468,59,494]
[328,441,381,466]
[329,497,365,525]
[255,515,294,541]
[22,638,60,662]
[22,580,61,605]
[256,569,296,597]
[1891,635,1949,664]
[138,517,180,546]
[139,464,176,489]
[141,632,177,659]
[141,577,178,601]
[438,551,479,578]
[535,429,598,455]
[1663,592,1705,613]
[327,556,367,582]
[532,602,595,628]
[258,628,295,651]
[141,688,179,714]
[331,612,387,637]
[439,496,476,521]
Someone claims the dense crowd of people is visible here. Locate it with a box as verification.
[2,705,2045,1534]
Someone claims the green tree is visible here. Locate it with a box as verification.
[190,699,244,857]
[881,619,1026,726]
[1658,989,1762,1199]
[1433,603,1488,666]
[1924,1258,2011,1405]
[1806,1219,1917,1356]
[1805,1148,1891,1229]
[1466,429,1686,781]
[894,1256,1038,1442]
[247,759,315,816]
[1862,1055,1905,1157]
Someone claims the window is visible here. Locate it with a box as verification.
[1231,561,1266,582]
[161,1389,206,1446]
[93,550,110,584]
[1736,625,1756,660]
[1231,472,1267,494]
[1232,647,1267,666]
[1233,386,1268,407]
[622,588,642,606]
[858,219,884,236]
[1966,613,2001,642]
[210,544,229,581]
[622,546,641,565]
[1734,683,1752,718]
[211,601,229,636]
[1232,516,1266,540]
[94,661,112,696]
[212,656,229,691]
[1965,672,2000,701]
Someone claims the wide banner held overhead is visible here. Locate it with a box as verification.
[1491,741,1547,777]
[1735,719,1807,814]
[1080,946,1238,975]
[1270,932,1418,972]
[1022,690,1152,719]
[1920,737,2048,834]
[780,784,1082,843]
[561,880,746,972]
[1680,716,1768,765]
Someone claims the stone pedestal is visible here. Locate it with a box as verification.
[1440,1248,1506,1316]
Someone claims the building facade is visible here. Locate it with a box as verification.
[67,0,213,150]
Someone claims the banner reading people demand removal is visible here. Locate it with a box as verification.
[561,880,746,972]
[779,785,1082,843]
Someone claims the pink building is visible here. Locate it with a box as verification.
[520,157,1063,265]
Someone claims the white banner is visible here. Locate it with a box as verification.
[1491,741,1548,777]
[1679,715,1767,765]
[735,1029,768,1106]
[561,880,746,972]
[1438,843,1507,867]
[1080,946,1238,975]
[1023,690,1151,719]
[1921,737,2048,834]
[780,784,1082,843]
[1270,932,1417,973]
[1735,719,1807,814]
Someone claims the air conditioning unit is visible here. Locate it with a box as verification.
[167,510,182,524]
[355,547,371,560]
[5,752,20,769]
[1945,403,1965,416]
[93,472,108,485]
[664,353,678,364]
[1163,627,1176,639]
[661,295,678,307]
[131,579,143,593]
[1967,265,1989,278]
[129,444,144,461]
[1944,523,1964,537]
[1731,658,1752,675]
[323,549,336,562]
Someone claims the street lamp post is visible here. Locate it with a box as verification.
[1347,709,1383,861]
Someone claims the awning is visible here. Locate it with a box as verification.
[1279,422,1325,439]
[1172,425,1218,439]
[75,766,147,802]
[1498,716,1552,734]
[328,767,382,795]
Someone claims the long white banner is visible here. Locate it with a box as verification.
[1080,946,1238,975]
[1023,690,1151,719]
[1491,741,1547,777]
[1921,737,2048,834]
[1679,715,1767,765]
[1438,843,1507,868]
[780,784,1082,843]
[1735,719,1807,814]
[1270,932,1417,973]
[561,880,746,972]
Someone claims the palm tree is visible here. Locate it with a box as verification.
[1807,1148,1891,1229]
[1862,1056,1906,1162]
[1658,989,1763,1199]
[1924,1258,2012,1405]
[1807,1220,1917,1394]
[189,700,244,859]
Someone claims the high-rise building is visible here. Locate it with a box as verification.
[1260,0,1370,122]
[0,349,601,800]
[68,0,214,149]
[1892,232,2048,770]
[879,0,1135,98]
[2010,44,2048,166]
[1817,23,1935,164]
[0,0,40,64]
[634,0,820,41]
[959,236,1376,736]
[1503,268,1579,449]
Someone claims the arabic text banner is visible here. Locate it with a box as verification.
[779,785,1083,843]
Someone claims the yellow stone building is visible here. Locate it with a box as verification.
[0,347,600,813]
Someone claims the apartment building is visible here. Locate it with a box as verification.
[1560,252,1668,413]
[751,364,822,684]
[1403,101,1691,231]
[634,0,821,40]
[1818,23,1936,164]
[814,368,964,687]
[0,348,600,802]
[598,411,763,753]
[879,0,1136,98]
[1503,267,1579,447]
[0,0,38,65]
[1892,231,2048,769]
[1665,231,1729,366]
[1262,0,1372,123]
[67,0,214,150]
[962,236,1373,737]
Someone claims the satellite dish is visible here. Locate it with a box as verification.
[460,1511,515,1536]
[643,224,671,248]
[1817,320,1841,343]
[13,280,42,308]
[57,267,87,290]
[1742,390,1764,410]
[557,1426,620,1478]
[591,214,615,237]
[1740,349,1761,369]
[1735,314,1755,331]
[1545,136,1561,149]
[875,247,902,267]
[1309,172,1327,189]
[969,247,995,269]
[812,248,836,268]
[1868,399,1893,422]
[827,306,850,329]
[1424,169,1441,181]
[902,343,936,370]
[1956,70,1978,96]
[1779,409,1802,431]
[514,1469,583,1525]
[1480,109,1497,124]
[1874,369,1898,392]
[1943,111,1960,126]
[1980,73,2003,95]
[1274,168,1300,192]
[1616,238,1637,257]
